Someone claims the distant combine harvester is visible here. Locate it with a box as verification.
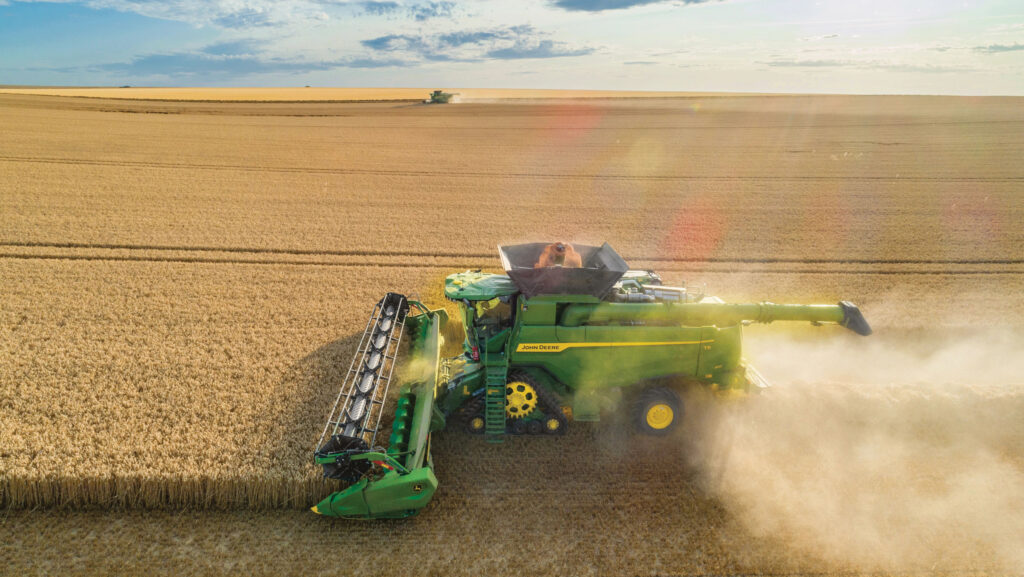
[425,90,458,104]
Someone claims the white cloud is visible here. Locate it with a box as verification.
[988,22,1024,33]
[761,57,976,74]
[19,0,467,28]
[4,0,1023,94]
[24,0,340,28]
[799,33,840,41]
[360,25,595,62]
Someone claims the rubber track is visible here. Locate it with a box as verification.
[456,395,486,432]
[2,155,1022,182]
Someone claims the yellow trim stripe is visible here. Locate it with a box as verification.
[515,340,714,353]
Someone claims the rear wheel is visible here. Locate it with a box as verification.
[632,387,682,436]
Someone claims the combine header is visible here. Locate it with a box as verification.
[313,242,871,519]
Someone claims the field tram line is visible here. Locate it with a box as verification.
[1,242,1022,275]
[0,251,495,270]
[2,155,1024,182]
[0,240,496,259]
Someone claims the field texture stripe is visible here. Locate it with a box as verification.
[2,252,1022,274]
[0,241,495,258]
[0,252,490,268]
[2,242,1022,266]
[2,156,1022,182]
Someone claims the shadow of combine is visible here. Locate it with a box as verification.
[262,331,369,509]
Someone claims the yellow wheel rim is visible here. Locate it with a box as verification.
[545,418,561,431]
[645,403,674,430]
[470,417,485,431]
[505,381,538,419]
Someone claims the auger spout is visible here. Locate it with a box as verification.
[560,300,872,335]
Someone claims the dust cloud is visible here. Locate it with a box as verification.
[684,328,1024,572]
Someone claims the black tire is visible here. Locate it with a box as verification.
[511,418,528,435]
[465,414,486,435]
[458,394,486,435]
[527,419,543,435]
[632,387,682,436]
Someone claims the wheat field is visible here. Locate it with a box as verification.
[0,86,739,101]
[1,91,1022,576]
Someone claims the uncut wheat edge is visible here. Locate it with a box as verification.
[1,473,333,510]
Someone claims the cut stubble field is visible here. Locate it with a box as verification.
[1,91,1022,576]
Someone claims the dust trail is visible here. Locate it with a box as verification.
[685,328,1024,572]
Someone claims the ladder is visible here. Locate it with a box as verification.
[484,360,507,443]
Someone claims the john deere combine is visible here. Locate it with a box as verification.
[426,90,456,103]
[313,242,871,519]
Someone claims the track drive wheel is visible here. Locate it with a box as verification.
[505,375,538,420]
[632,387,682,436]
[505,371,567,435]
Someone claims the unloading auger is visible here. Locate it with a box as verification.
[312,243,872,519]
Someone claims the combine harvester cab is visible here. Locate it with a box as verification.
[313,243,871,519]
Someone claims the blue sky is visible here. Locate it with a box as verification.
[1,0,1023,94]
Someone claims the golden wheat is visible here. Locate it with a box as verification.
[0,87,729,101]
[2,93,1021,261]
[1,92,1022,576]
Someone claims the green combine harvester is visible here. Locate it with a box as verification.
[312,242,871,519]
[426,90,456,103]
